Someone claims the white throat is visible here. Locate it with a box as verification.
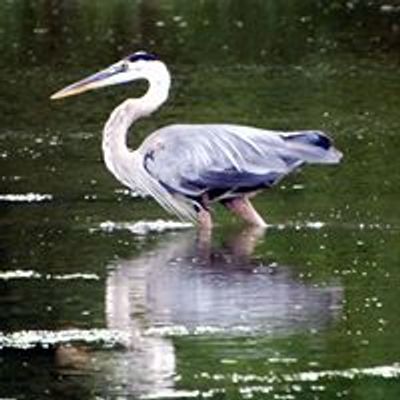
[101,61,171,190]
[139,63,171,117]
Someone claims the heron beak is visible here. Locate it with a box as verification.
[50,64,127,100]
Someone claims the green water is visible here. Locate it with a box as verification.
[1,1,400,399]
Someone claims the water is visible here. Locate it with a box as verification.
[1,1,400,399]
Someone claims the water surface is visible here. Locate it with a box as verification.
[1,1,400,399]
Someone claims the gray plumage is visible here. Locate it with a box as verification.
[140,124,341,206]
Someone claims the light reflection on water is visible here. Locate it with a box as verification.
[100,227,342,397]
[1,1,400,398]
[106,227,342,334]
[0,226,343,398]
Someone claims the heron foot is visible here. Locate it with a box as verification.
[223,197,267,227]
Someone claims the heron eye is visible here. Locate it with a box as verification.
[116,61,129,73]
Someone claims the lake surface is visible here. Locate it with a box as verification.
[1,1,400,399]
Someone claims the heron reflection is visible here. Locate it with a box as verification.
[102,226,342,397]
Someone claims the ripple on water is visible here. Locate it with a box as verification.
[114,188,144,198]
[266,221,326,230]
[159,365,400,400]
[0,270,100,281]
[138,363,400,399]
[267,220,394,232]
[0,329,130,350]
[93,219,334,235]
[92,219,193,235]
[144,325,255,337]
[0,193,53,202]
[195,364,400,384]
[287,364,400,381]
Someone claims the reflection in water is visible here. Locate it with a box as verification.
[55,344,90,374]
[104,227,342,397]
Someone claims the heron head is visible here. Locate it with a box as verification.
[50,51,167,100]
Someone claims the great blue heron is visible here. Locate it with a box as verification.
[51,51,342,229]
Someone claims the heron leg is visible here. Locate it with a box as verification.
[198,208,212,230]
[197,193,213,231]
[223,197,267,227]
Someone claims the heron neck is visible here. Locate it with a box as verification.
[139,68,171,117]
[101,71,170,188]
[102,100,139,188]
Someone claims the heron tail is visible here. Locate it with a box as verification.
[282,130,342,164]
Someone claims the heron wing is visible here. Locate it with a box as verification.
[139,124,341,202]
